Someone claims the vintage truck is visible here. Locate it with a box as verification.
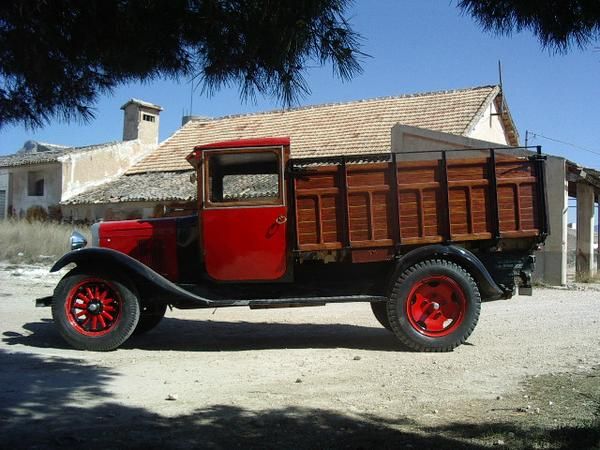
[39,137,548,352]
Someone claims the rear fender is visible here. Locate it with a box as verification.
[51,248,212,307]
[391,245,506,300]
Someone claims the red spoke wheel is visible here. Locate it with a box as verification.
[387,260,481,352]
[65,279,122,337]
[52,270,140,351]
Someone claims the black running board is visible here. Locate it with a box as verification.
[35,293,388,309]
[228,295,388,308]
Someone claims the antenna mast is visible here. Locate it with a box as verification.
[497,60,504,115]
[189,79,194,116]
[491,60,505,119]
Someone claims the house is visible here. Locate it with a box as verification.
[62,85,518,220]
[12,83,599,287]
[0,99,162,220]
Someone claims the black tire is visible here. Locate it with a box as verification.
[387,259,481,352]
[133,302,167,335]
[51,269,140,351]
[370,302,393,331]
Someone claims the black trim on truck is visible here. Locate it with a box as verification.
[390,244,506,300]
[50,248,213,307]
[46,248,388,309]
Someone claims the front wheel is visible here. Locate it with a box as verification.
[51,270,140,351]
[387,259,481,352]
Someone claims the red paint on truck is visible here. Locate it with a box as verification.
[99,218,179,281]
[202,206,288,281]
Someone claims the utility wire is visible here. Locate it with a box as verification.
[528,131,600,158]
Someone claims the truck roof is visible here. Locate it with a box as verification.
[187,137,290,167]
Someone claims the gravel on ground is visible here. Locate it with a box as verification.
[0,263,598,449]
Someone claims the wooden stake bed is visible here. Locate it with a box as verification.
[291,150,547,262]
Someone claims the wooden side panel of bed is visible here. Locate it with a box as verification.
[293,155,542,256]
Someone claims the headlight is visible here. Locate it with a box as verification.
[70,231,88,251]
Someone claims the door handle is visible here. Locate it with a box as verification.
[275,215,287,225]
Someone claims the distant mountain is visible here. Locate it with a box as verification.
[16,140,68,155]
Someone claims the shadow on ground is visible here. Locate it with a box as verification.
[3,317,405,352]
[0,350,598,449]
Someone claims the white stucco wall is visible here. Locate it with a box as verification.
[468,100,511,145]
[391,124,513,161]
[0,172,9,219]
[59,140,156,202]
[5,163,62,216]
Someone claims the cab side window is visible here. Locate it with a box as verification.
[205,149,283,206]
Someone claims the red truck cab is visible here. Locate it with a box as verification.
[188,138,290,281]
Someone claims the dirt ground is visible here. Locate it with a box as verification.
[0,263,599,449]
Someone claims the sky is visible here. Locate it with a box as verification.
[1,0,599,174]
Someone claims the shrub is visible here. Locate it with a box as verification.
[0,219,90,264]
[25,205,48,223]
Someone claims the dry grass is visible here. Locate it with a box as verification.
[0,220,90,264]
[575,272,600,283]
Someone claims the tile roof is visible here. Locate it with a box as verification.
[222,174,278,200]
[66,85,512,205]
[0,141,119,168]
[64,172,284,204]
[128,85,503,174]
[62,171,196,204]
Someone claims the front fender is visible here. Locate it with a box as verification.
[51,248,212,307]
[392,245,506,300]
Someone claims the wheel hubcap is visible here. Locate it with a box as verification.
[65,279,122,337]
[405,276,466,337]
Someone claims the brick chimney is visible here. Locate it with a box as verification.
[121,99,163,145]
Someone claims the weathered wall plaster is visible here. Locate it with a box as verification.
[59,140,156,202]
[7,163,62,216]
[468,100,511,144]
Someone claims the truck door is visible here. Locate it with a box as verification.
[201,146,288,281]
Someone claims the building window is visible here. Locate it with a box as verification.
[142,113,155,122]
[27,171,44,196]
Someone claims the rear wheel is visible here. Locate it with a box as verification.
[370,302,392,331]
[387,259,481,352]
[52,270,140,351]
[134,302,167,335]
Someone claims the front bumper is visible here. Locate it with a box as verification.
[35,296,53,307]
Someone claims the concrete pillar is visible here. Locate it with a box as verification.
[538,157,568,285]
[576,182,595,280]
[597,202,600,276]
